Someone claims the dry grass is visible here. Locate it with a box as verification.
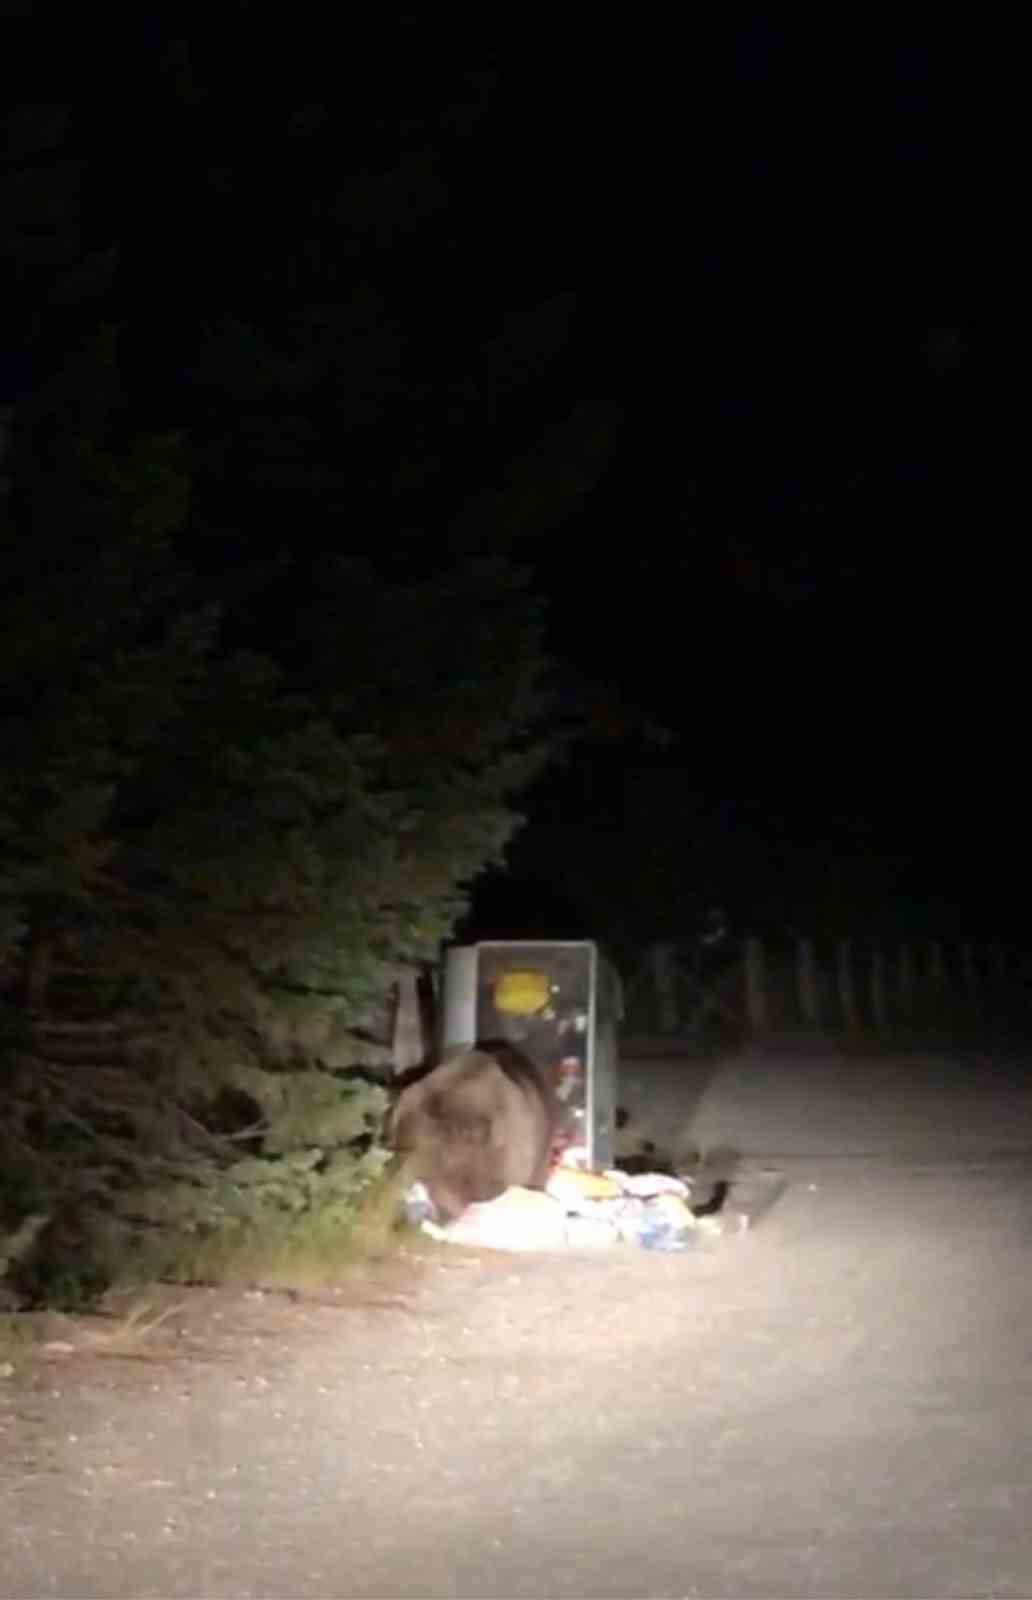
[0,1170,418,1385]
[75,1295,188,1355]
[147,1165,414,1295]
[0,1311,41,1365]
[0,1296,190,1375]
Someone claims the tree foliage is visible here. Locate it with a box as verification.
[0,331,554,1299]
[0,21,625,1303]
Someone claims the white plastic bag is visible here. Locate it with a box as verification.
[606,1169,691,1199]
[425,1187,569,1252]
[565,1214,621,1249]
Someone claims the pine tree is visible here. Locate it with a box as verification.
[0,330,556,1301]
[0,22,608,1303]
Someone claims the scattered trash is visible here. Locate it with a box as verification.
[605,1169,691,1200]
[620,1190,698,1250]
[565,1214,621,1249]
[402,1180,437,1225]
[546,1167,622,1206]
[410,1160,735,1254]
[637,1219,695,1252]
[423,1187,569,1252]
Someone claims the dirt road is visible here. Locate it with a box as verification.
[3,1049,1032,1599]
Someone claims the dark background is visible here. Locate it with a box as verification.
[2,13,1009,952]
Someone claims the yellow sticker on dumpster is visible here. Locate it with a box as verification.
[494,970,551,1016]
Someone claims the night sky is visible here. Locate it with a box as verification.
[2,15,1009,947]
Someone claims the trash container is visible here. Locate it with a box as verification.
[440,940,621,1171]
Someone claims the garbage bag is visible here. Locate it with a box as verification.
[423,1186,569,1252]
[403,1180,437,1224]
[606,1169,692,1200]
[620,1191,698,1250]
[546,1167,622,1206]
[565,1214,621,1249]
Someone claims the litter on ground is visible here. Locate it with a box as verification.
[406,1163,724,1253]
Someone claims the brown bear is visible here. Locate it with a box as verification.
[390,1042,561,1222]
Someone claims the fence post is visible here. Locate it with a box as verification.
[25,936,52,1013]
[650,942,681,1034]
[391,972,425,1073]
[961,943,980,1012]
[837,939,859,1031]
[871,945,887,1030]
[990,943,1008,989]
[898,944,915,1021]
[797,939,820,1028]
[925,939,947,1026]
[744,936,767,1031]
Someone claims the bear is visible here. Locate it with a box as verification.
[390,1042,561,1222]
